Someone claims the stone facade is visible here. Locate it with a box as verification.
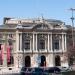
[0,17,73,70]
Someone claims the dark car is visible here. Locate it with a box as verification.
[32,67,44,75]
[20,67,33,75]
[20,67,27,75]
[47,67,61,73]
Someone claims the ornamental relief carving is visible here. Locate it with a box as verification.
[37,34,47,40]
[53,34,61,40]
[33,24,50,30]
[23,33,32,40]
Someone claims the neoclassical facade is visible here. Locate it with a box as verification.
[0,17,71,70]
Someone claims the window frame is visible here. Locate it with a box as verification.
[53,39,59,50]
[24,39,30,50]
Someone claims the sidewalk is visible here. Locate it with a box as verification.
[0,68,20,74]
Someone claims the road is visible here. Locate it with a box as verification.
[1,73,19,75]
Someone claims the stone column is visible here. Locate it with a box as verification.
[20,33,22,51]
[62,34,64,51]
[3,54,7,68]
[50,33,52,51]
[3,44,7,67]
[36,34,37,51]
[16,31,19,51]
[33,33,35,51]
[48,34,50,51]
[3,34,7,67]
[65,34,67,51]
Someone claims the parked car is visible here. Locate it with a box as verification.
[20,67,33,75]
[46,67,61,73]
[31,67,44,75]
[59,66,73,72]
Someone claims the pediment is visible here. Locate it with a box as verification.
[33,23,50,30]
[53,24,61,28]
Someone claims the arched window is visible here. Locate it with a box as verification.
[40,55,46,67]
[55,55,61,66]
[25,56,31,67]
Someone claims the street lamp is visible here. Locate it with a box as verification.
[69,8,75,48]
[69,8,75,65]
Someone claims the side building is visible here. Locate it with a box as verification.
[0,17,73,70]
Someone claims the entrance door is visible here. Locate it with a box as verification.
[25,56,31,67]
[40,55,46,67]
[55,55,61,66]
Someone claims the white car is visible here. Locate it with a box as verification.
[59,67,72,72]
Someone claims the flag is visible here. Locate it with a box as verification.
[7,46,10,63]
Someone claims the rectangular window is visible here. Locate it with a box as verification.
[25,40,30,50]
[53,40,59,50]
[39,39,45,50]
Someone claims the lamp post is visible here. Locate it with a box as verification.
[69,8,75,48]
[69,8,75,65]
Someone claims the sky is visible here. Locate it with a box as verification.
[0,0,75,25]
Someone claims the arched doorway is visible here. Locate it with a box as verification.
[25,56,31,67]
[55,55,61,66]
[40,55,46,67]
[69,57,73,66]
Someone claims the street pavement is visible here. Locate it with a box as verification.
[0,73,19,75]
[0,68,20,75]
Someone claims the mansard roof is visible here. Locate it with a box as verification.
[45,19,63,24]
[0,18,69,31]
[0,24,16,29]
